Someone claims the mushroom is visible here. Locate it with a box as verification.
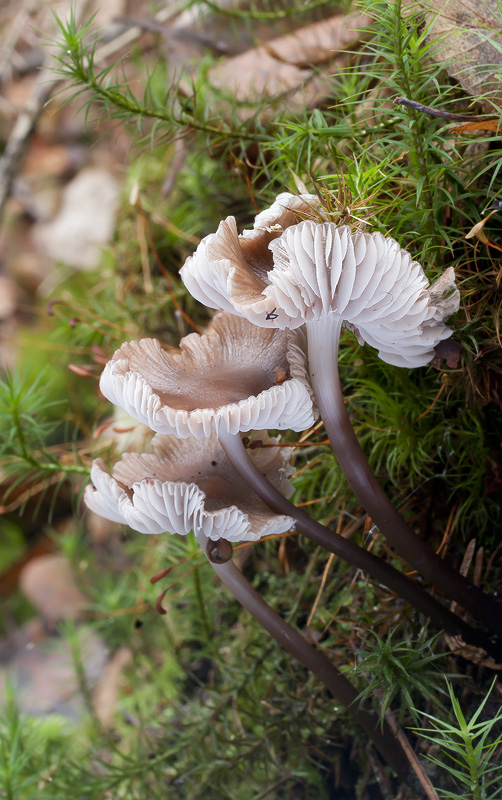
[177,200,502,638]
[181,207,459,366]
[216,425,502,660]
[196,531,411,782]
[99,311,315,438]
[86,421,500,652]
[91,315,501,653]
[180,192,326,329]
[84,432,295,542]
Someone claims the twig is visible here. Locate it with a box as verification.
[485,539,502,582]
[0,73,58,216]
[306,552,334,626]
[161,137,187,197]
[450,539,476,616]
[0,3,33,84]
[367,748,394,800]
[0,0,100,215]
[394,97,481,122]
[385,709,440,800]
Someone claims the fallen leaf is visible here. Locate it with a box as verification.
[21,137,86,179]
[417,0,502,110]
[444,633,502,669]
[450,118,502,134]
[0,536,54,599]
[465,207,500,242]
[264,12,370,67]
[209,12,370,116]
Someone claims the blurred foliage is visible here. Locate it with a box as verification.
[1,0,502,798]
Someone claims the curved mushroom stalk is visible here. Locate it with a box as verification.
[217,429,502,662]
[179,197,502,637]
[196,531,412,783]
[84,432,295,543]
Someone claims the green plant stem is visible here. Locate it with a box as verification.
[7,451,89,476]
[29,457,89,475]
[217,428,502,661]
[305,313,502,639]
[195,530,412,783]
[193,557,212,640]
[64,55,272,145]
[413,680,502,797]
[466,735,482,800]
[11,400,29,462]
[10,397,88,476]
[393,0,434,236]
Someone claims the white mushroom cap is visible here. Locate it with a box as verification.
[180,193,325,329]
[99,312,315,438]
[84,433,295,542]
[266,222,460,366]
[181,200,460,368]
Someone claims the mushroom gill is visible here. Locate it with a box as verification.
[174,198,502,639]
[181,205,459,367]
[99,311,315,438]
[84,432,295,542]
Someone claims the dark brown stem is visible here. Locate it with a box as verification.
[218,429,502,661]
[196,531,412,782]
[305,315,502,639]
[394,97,480,122]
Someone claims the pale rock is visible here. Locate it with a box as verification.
[19,554,87,621]
[34,167,120,269]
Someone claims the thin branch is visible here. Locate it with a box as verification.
[394,97,482,122]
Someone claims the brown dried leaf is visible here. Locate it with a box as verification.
[450,117,502,134]
[264,12,370,67]
[209,12,370,116]
[444,633,502,669]
[465,207,499,241]
[418,0,502,110]
[21,137,86,179]
[210,47,311,105]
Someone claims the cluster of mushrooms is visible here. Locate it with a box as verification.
[85,193,501,782]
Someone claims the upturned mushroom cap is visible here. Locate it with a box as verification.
[99,311,315,438]
[84,433,295,541]
[181,202,460,367]
[180,193,324,328]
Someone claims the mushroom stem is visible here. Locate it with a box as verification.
[196,531,412,783]
[218,428,502,661]
[305,314,502,636]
